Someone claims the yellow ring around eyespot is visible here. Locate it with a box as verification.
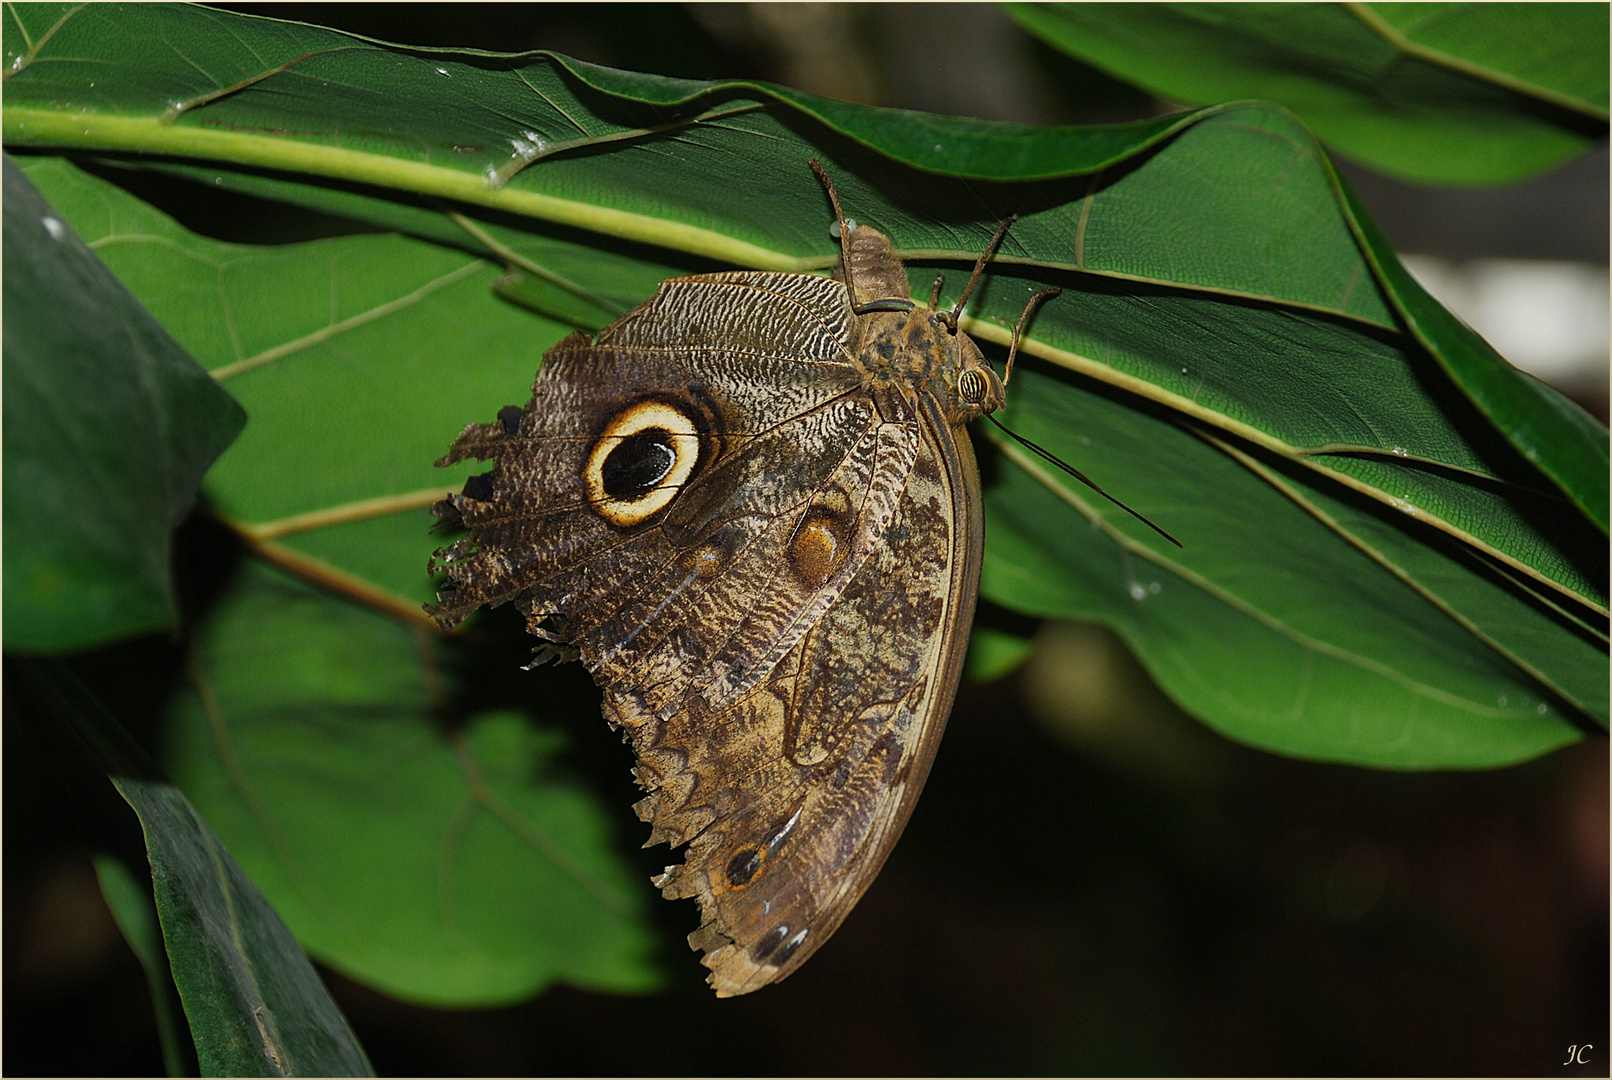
[584,401,700,527]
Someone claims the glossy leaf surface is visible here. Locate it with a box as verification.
[17,660,373,1077]
[982,366,1595,767]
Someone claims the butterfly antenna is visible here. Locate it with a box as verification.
[809,158,857,285]
[947,214,1017,333]
[1004,287,1061,388]
[986,414,1183,548]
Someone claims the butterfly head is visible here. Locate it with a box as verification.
[952,331,1006,419]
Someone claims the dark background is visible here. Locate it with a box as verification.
[7,5,1607,1076]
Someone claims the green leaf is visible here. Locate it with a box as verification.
[119,775,375,1076]
[1005,2,1609,186]
[965,626,1038,684]
[4,5,1603,772]
[1,155,244,652]
[16,659,373,1078]
[982,366,1595,767]
[93,853,189,1077]
[161,560,661,1007]
[1334,175,1610,532]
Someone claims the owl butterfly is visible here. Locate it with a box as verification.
[427,162,1059,997]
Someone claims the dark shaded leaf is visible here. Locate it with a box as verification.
[93,853,189,1077]
[15,659,374,1078]
[119,775,374,1076]
[1,156,245,651]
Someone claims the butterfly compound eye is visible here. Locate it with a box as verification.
[585,401,700,527]
[957,368,989,405]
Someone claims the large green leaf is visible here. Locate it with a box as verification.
[1005,2,1610,186]
[4,4,1601,528]
[161,560,660,1007]
[1,155,244,652]
[4,6,1603,787]
[16,659,373,1077]
[983,366,1594,767]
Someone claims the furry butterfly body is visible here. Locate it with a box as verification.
[427,176,1009,996]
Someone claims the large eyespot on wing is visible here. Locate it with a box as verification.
[584,400,701,527]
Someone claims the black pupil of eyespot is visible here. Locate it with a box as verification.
[602,430,677,498]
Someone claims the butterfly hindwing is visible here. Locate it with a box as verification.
[644,392,981,997]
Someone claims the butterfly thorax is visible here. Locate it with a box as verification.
[839,224,1005,429]
[855,309,1002,429]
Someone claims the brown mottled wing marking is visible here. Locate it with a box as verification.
[643,391,981,996]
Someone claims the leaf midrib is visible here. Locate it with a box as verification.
[4,105,1395,331]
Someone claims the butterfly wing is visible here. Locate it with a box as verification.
[429,270,982,996]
